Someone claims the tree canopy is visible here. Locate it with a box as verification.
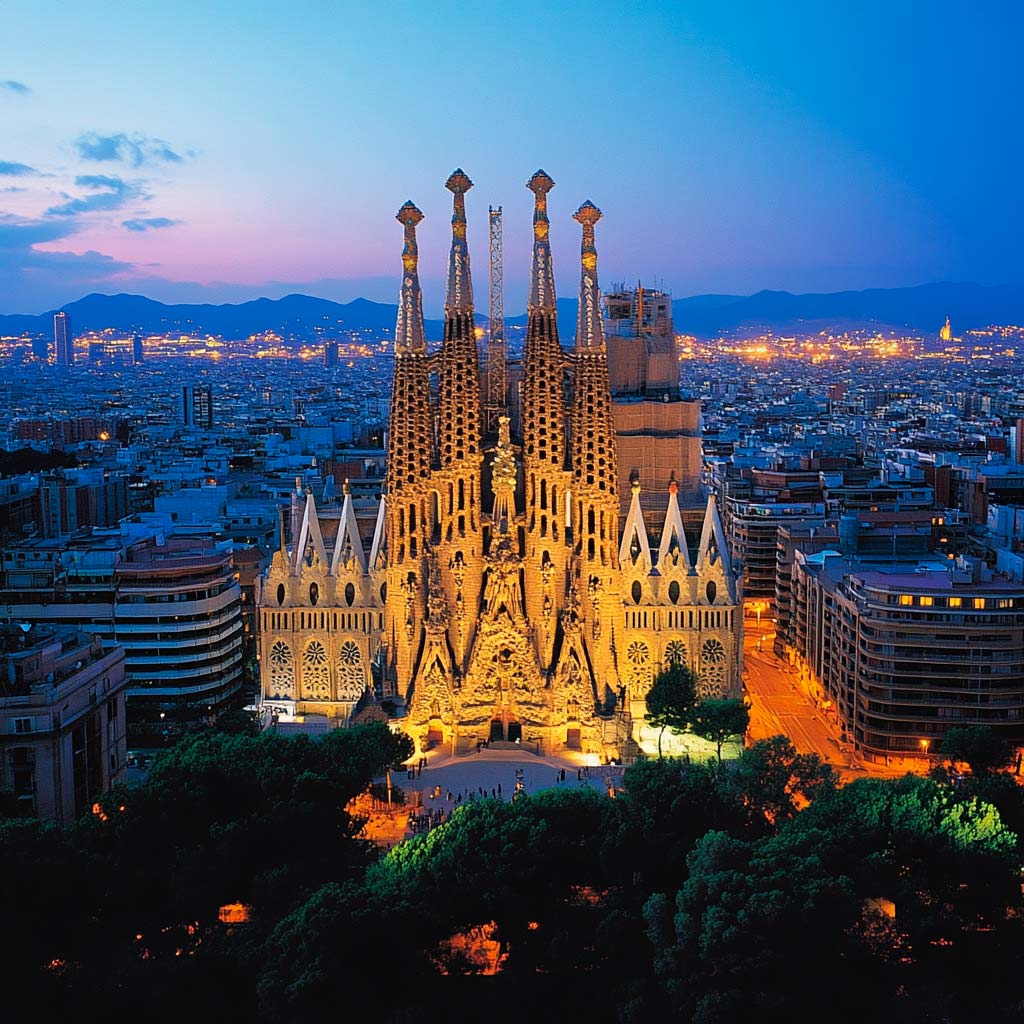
[2,726,1022,1022]
[645,662,698,756]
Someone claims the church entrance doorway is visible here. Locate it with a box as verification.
[507,721,522,744]
[489,719,504,742]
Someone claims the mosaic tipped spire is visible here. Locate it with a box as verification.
[445,169,474,313]
[527,169,556,312]
[574,200,604,350]
[394,201,426,352]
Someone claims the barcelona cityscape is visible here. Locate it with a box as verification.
[3,3,1024,1021]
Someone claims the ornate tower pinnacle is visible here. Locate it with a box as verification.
[574,200,604,351]
[445,169,474,312]
[527,170,556,312]
[395,201,426,353]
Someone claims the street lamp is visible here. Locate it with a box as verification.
[920,738,930,760]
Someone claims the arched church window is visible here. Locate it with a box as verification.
[301,640,331,700]
[268,640,294,699]
[336,641,364,700]
[700,637,727,698]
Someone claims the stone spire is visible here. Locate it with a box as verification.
[436,171,484,669]
[395,201,426,353]
[570,200,619,567]
[521,171,568,668]
[386,201,433,494]
[521,170,565,474]
[527,170,557,312]
[573,200,604,350]
[445,169,473,313]
[438,170,482,469]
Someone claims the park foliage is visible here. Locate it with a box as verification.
[1,720,1022,1023]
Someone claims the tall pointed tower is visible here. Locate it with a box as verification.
[568,200,622,696]
[435,169,485,669]
[520,170,570,669]
[384,201,434,695]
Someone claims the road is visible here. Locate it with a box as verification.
[738,617,926,781]
[743,636,849,772]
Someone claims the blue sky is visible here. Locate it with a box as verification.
[1,0,1021,314]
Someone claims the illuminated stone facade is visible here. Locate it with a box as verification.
[259,170,742,757]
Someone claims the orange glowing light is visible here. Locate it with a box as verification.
[218,903,252,924]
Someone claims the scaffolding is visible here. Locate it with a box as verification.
[485,205,506,435]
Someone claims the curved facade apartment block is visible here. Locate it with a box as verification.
[114,540,244,736]
[794,551,1024,761]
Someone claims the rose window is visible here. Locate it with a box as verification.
[301,640,331,700]
[268,640,294,699]
[337,641,364,701]
[700,638,727,698]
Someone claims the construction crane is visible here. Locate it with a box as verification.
[486,204,506,436]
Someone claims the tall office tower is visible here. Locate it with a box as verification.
[182,384,214,428]
[132,333,144,365]
[324,342,340,369]
[54,311,74,366]
[260,169,743,760]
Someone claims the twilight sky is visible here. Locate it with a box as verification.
[1,0,1021,315]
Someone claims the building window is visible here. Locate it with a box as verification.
[919,596,933,607]
[974,598,986,610]
[898,595,913,606]
[949,597,962,608]
[14,718,31,734]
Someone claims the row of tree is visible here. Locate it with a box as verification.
[645,662,750,758]
[2,716,1023,1021]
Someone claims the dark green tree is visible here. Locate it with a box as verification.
[730,735,836,830]
[645,662,698,758]
[940,725,1014,775]
[689,698,749,761]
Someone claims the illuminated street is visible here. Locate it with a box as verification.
[742,614,932,781]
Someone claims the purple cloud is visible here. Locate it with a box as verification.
[122,216,182,232]
[46,175,146,216]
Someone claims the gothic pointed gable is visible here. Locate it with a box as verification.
[330,481,367,575]
[697,494,735,586]
[619,480,653,573]
[295,491,328,568]
[369,495,386,570]
[657,480,693,571]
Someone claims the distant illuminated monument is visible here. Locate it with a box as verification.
[939,315,953,342]
[260,170,742,757]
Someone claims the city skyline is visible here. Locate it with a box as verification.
[3,1,1023,314]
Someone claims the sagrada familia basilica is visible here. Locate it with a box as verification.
[259,170,742,757]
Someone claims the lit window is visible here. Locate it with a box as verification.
[898,595,913,606]
[919,596,933,606]
[948,597,962,608]
[973,598,986,610]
